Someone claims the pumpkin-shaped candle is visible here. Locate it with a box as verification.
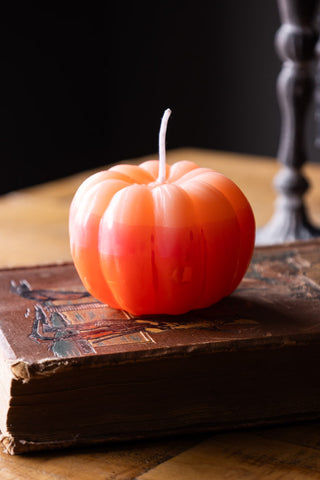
[69,109,255,315]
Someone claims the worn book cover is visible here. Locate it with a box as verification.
[0,239,320,454]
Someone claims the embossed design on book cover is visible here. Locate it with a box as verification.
[9,244,320,358]
[9,279,257,358]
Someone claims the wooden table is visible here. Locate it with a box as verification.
[1,148,320,479]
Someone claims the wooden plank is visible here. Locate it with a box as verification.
[138,427,320,479]
[0,436,203,480]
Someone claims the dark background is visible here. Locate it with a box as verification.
[0,2,318,194]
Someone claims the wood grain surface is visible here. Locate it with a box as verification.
[1,148,320,479]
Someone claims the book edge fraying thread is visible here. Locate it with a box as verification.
[10,361,31,383]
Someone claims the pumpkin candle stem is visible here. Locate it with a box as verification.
[157,108,171,183]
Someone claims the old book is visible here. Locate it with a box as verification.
[0,239,320,454]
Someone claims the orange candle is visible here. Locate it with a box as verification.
[69,109,255,315]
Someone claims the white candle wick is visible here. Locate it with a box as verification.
[157,108,171,183]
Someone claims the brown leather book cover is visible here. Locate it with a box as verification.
[1,239,320,454]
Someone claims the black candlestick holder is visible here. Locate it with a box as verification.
[256,0,320,245]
